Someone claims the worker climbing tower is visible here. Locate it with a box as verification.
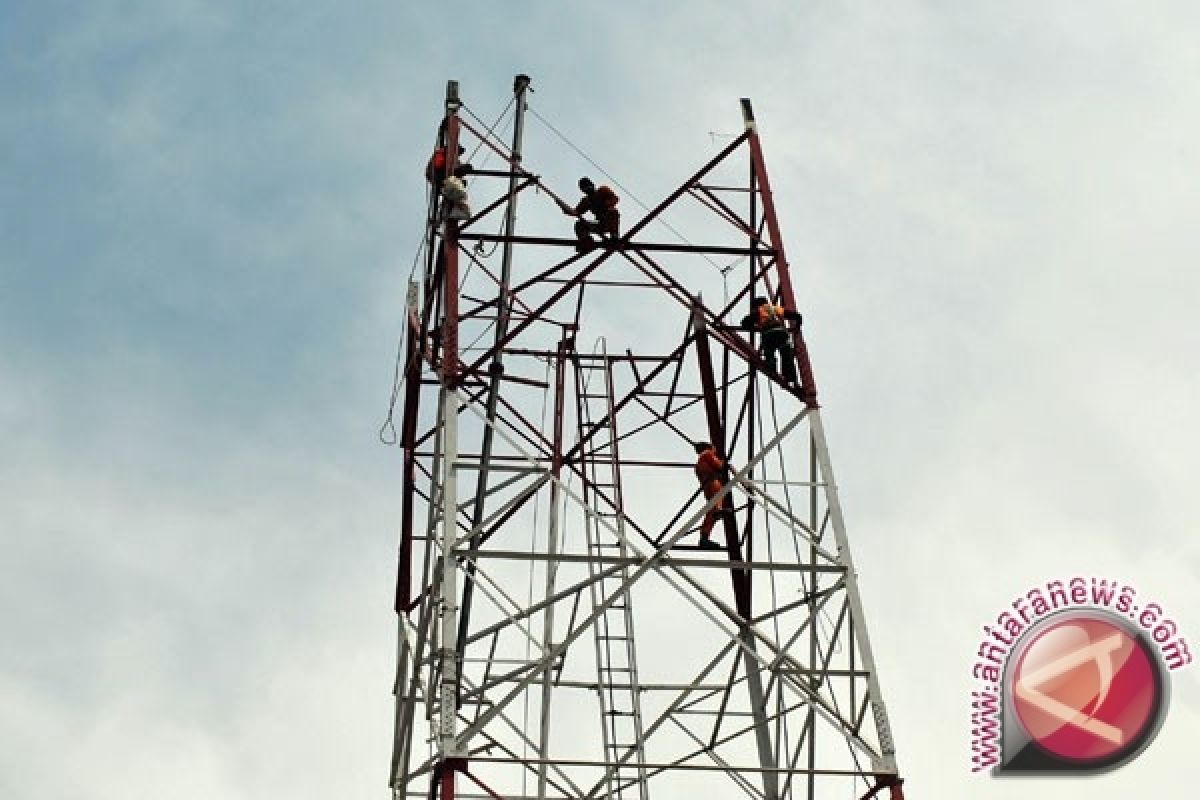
[387,75,907,800]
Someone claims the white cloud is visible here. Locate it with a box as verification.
[4,2,1199,798]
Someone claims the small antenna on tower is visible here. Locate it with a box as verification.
[740,97,756,130]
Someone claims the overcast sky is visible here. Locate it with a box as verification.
[3,2,1198,798]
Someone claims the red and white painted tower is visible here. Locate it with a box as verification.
[388,75,906,800]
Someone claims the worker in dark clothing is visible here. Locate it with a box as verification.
[693,441,730,550]
[561,177,620,251]
[739,297,803,384]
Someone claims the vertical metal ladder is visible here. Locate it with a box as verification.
[574,349,649,800]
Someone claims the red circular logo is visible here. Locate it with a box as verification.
[1011,615,1159,763]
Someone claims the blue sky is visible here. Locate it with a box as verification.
[3,2,1199,798]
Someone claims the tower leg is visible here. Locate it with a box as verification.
[812,410,899,774]
[438,390,463,758]
[537,339,568,800]
[742,633,779,800]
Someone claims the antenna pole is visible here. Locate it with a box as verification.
[456,73,533,672]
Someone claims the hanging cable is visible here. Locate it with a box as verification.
[379,113,454,444]
[378,340,405,445]
[379,227,433,445]
[461,97,516,165]
[378,330,406,446]
[381,100,469,444]
[520,349,554,793]
[473,108,517,261]
[754,381,785,653]
[527,106,730,276]
[459,100,519,261]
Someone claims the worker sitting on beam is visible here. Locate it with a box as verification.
[559,177,620,252]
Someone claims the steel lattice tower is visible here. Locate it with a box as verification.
[389,76,907,800]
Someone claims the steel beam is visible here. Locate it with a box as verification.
[392,86,904,800]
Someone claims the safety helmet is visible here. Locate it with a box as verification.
[578,177,595,193]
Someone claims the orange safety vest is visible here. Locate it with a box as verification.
[755,304,786,331]
[595,185,619,209]
[426,147,449,184]
[695,449,724,484]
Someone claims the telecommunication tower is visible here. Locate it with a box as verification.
[387,75,907,800]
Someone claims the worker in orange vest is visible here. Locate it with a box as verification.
[739,296,803,384]
[693,441,730,550]
[425,145,474,221]
[560,177,620,251]
[425,145,471,188]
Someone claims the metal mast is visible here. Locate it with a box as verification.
[390,76,907,800]
[457,72,532,678]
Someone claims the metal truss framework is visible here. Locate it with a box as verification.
[389,76,907,800]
